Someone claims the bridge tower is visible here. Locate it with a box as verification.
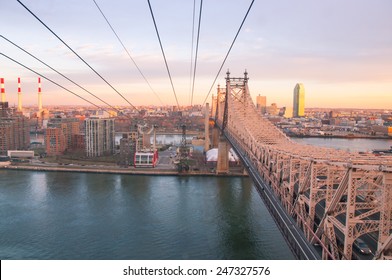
[215,79,229,173]
[216,70,250,174]
[212,85,224,149]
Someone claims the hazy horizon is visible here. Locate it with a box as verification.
[1,0,391,109]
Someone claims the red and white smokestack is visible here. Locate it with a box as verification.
[17,77,22,111]
[38,77,42,110]
[1,78,5,103]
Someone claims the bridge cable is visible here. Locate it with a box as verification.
[92,0,164,105]
[17,0,140,113]
[1,35,124,116]
[146,0,180,108]
[201,0,255,106]
[190,0,203,107]
[0,53,118,116]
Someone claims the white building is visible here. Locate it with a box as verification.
[84,118,115,157]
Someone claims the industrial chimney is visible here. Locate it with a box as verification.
[1,78,5,103]
[38,77,42,110]
[17,77,22,111]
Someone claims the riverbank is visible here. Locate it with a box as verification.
[1,163,247,177]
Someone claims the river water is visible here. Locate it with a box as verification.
[0,171,294,260]
[292,137,392,152]
[6,136,391,260]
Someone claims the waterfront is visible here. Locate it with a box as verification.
[7,137,392,260]
[0,170,294,260]
[30,132,392,151]
[31,133,195,146]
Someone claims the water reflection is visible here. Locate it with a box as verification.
[0,171,294,259]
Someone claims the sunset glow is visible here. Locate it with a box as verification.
[1,0,391,109]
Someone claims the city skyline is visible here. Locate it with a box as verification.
[1,0,391,109]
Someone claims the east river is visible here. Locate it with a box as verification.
[2,137,391,260]
[0,172,294,260]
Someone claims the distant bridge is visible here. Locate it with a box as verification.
[212,71,392,260]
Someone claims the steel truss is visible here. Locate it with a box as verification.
[215,71,392,260]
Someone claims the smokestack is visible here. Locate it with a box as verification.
[1,78,5,103]
[38,77,42,110]
[17,77,22,111]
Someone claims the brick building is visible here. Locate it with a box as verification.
[0,102,30,155]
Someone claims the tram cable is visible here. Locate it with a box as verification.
[201,0,255,106]
[92,0,164,105]
[0,53,122,117]
[17,0,140,112]
[188,0,197,105]
[147,0,180,108]
[1,35,123,115]
[190,0,203,107]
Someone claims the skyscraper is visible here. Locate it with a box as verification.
[256,95,267,114]
[293,83,305,117]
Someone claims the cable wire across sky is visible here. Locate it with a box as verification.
[190,0,203,107]
[7,0,255,109]
[0,52,119,116]
[188,0,197,106]
[1,35,124,115]
[147,0,180,108]
[17,0,139,112]
[92,0,164,106]
[202,0,255,107]
[2,0,389,109]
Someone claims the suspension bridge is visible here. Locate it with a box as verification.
[1,0,391,261]
[212,71,392,260]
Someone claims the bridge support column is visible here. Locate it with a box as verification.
[212,127,219,148]
[216,137,229,174]
[204,103,211,152]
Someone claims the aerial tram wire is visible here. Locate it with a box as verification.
[201,0,255,107]
[0,53,123,117]
[92,0,164,105]
[190,0,203,107]
[17,0,140,113]
[1,35,123,115]
[188,0,197,105]
[147,0,180,108]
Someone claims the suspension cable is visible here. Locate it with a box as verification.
[92,0,164,105]
[146,0,180,108]
[17,0,139,112]
[201,0,255,106]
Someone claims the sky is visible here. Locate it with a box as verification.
[1,0,392,109]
